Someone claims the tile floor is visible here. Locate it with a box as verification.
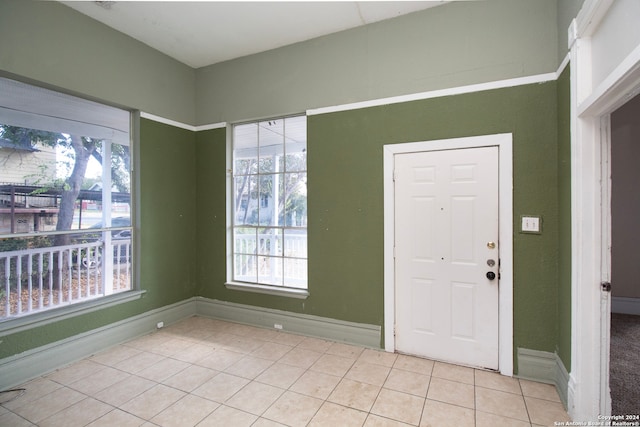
[0,316,571,426]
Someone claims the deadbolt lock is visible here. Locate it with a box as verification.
[487,241,496,249]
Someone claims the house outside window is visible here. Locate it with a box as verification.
[232,116,307,290]
[0,77,134,321]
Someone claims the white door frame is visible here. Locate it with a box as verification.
[568,0,640,420]
[383,133,513,376]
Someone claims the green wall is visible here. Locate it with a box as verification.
[557,66,572,369]
[0,119,197,359]
[196,82,561,363]
[195,0,558,124]
[0,0,196,125]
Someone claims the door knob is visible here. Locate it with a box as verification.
[486,271,496,280]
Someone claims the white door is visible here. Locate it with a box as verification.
[394,147,500,369]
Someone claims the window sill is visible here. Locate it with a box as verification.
[225,282,309,299]
[0,290,146,337]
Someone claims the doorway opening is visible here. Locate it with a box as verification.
[609,93,640,416]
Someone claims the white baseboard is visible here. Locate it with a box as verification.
[612,297,640,315]
[0,296,382,390]
[0,298,196,391]
[195,297,381,348]
[517,347,569,407]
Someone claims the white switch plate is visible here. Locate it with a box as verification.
[521,216,542,233]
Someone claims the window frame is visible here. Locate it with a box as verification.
[225,115,309,299]
[0,77,141,330]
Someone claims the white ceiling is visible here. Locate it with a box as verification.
[61,1,448,69]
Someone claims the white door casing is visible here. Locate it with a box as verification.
[383,133,513,376]
[394,147,500,369]
[568,0,640,419]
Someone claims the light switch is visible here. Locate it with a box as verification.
[521,216,541,233]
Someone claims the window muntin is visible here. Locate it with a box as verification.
[232,116,307,289]
[0,77,133,320]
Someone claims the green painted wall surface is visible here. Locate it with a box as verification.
[557,65,572,369]
[197,82,560,359]
[0,0,196,125]
[195,0,558,125]
[0,119,197,359]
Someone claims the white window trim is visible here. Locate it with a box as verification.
[0,76,137,323]
[225,119,309,297]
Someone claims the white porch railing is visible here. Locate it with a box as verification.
[0,239,131,319]
[234,232,307,288]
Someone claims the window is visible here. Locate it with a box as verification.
[231,116,307,290]
[0,77,133,321]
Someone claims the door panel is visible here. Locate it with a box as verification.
[394,147,499,369]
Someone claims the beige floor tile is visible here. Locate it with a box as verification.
[297,336,333,353]
[370,388,425,425]
[326,342,364,359]
[346,361,392,387]
[147,336,194,357]
[476,387,529,422]
[150,394,219,427]
[220,335,264,354]
[93,375,155,407]
[475,370,522,394]
[198,405,258,427]
[192,372,250,403]
[364,413,414,426]
[196,348,245,370]
[90,344,142,367]
[38,397,112,427]
[225,355,274,379]
[420,399,475,427]
[520,379,562,402]
[273,331,305,347]
[68,366,130,395]
[476,410,532,427]
[279,347,323,369]
[46,360,105,386]
[328,378,381,412]
[169,342,215,363]
[113,350,166,374]
[1,378,62,411]
[525,396,571,426]
[136,357,190,382]
[86,409,146,427]
[426,377,475,409]
[225,381,284,415]
[291,370,341,400]
[262,391,324,427]
[162,364,218,392]
[310,353,355,377]
[309,401,368,426]
[384,368,431,397]
[393,354,434,376]
[119,384,186,420]
[250,341,294,361]
[0,410,37,427]
[255,362,305,389]
[358,348,398,367]
[11,386,86,424]
[253,418,288,426]
[431,362,475,385]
